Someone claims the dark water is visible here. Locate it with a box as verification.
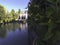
[0,23,29,45]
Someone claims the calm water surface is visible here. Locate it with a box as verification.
[0,23,29,45]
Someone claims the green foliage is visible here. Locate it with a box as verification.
[0,5,7,23]
[11,9,16,20]
[10,9,20,20]
[11,9,15,15]
[18,9,20,14]
[49,0,57,2]
[0,5,21,23]
[28,0,60,45]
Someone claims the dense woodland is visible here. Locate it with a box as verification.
[28,0,60,45]
[0,5,20,24]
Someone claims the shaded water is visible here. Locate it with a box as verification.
[0,23,29,45]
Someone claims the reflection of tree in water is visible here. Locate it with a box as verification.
[0,23,20,38]
[4,23,20,32]
[0,25,7,38]
[12,23,16,32]
[29,23,60,45]
[19,24,21,31]
[28,24,38,45]
[28,23,48,45]
[0,23,28,38]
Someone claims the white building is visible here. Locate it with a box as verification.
[19,10,28,20]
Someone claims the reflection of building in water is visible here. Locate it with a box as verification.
[20,23,28,30]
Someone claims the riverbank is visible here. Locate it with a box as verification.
[0,20,27,25]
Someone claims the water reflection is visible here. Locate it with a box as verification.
[0,23,28,33]
[0,28,7,38]
[20,23,28,30]
[0,23,28,45]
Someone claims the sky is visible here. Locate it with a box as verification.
[0,0,29,11]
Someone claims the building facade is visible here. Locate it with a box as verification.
[19,10,28,20]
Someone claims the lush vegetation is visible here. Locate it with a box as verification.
[28,0,60,45]
[0,5,20,24]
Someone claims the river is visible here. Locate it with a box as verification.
[0,22,38,45]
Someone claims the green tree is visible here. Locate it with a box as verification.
[28,0,60,45]
[0,5,7,23]
[11,9,21,20]
[18,9,20,14]
[11,9,16,20]
[16,9,21,20]
[5,11,13,22]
